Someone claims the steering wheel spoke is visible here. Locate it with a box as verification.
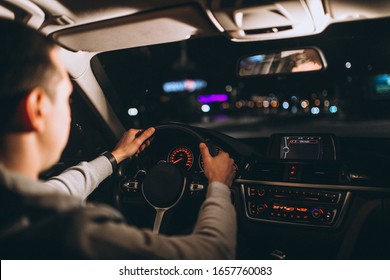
[152,208,167,234]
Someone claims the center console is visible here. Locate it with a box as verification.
[240,182,350,227]
[239,133,350,227]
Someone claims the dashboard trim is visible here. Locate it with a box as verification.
[235,179,390,193]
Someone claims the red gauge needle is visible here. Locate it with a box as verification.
[172,158,183,164]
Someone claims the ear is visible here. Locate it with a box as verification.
[16,88,51,132]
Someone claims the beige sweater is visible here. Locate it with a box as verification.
[0,157,236,259]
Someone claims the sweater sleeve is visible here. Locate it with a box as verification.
[68,181,237,259]
[43,156,113,199]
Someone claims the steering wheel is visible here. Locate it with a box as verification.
[117,124,217,234]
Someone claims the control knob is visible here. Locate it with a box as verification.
[311,208,324,219]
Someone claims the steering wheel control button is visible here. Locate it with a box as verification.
[190,183,205,197]
[120,179,139,194]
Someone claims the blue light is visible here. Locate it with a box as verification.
[291,106,298,114]
[163,79,207,93]
[311,107,320,115]
[128,108,138,116]
[248,55,266,63]
[329,106,338,113]
[282,101,289,109]
[373,74,390,95]
[201,104,211,113]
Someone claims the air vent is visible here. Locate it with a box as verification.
[251,162,284,181]
[301,164,340,184]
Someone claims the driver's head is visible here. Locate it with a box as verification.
[291,49,322,73]
[0,19,73,173]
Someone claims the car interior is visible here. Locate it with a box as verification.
[2,0,390,259]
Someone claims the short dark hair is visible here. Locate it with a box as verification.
[0,19,59,133]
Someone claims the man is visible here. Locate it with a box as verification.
[290,49,323,73]
[0,19,236,259]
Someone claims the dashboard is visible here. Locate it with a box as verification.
[112,124,390,259]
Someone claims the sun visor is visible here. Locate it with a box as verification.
[51,5,217,52]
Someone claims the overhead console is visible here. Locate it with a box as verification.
[207,0,321,42]
[206,0,390,42]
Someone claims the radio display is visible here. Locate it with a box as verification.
[280,136,323,160]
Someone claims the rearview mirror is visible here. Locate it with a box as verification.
[238,48,326,76]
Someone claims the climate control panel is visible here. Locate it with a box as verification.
[242,184,348,227]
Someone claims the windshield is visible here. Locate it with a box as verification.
[93,18,390,138]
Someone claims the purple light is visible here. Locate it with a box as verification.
[198,94,229,104]
[213,114,229,122]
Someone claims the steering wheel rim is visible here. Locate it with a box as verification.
[153,124,218,156]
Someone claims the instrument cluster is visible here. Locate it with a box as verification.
[167,145,238,174]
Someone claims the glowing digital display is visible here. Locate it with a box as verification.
[280,136,323,160]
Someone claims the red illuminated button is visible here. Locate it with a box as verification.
[257,204,268,213]
[257,189,266,197]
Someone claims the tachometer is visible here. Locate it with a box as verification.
[168,146,194,170]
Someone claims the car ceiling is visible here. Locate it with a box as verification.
[1,0,390,52]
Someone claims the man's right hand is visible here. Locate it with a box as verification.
[111,127,155,164]
[199,142,235,187]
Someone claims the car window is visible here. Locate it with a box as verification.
[93,18,390,138]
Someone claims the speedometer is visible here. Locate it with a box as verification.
[168,146,194,170]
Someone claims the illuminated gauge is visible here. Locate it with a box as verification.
[168,146,194,170]
[199,147,238,174]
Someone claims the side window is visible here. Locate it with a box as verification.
[40,85,116,178]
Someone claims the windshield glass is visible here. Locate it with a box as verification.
[93,18,390,138]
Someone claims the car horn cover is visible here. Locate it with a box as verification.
[142,163,185,209]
